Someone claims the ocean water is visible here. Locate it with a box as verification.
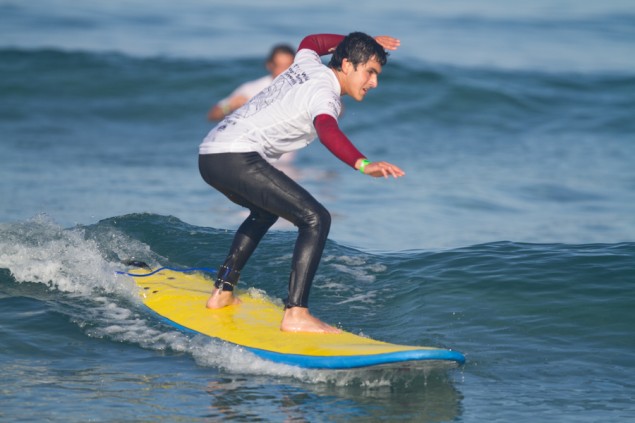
[1,1,635,422]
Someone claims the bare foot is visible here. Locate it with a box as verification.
[206,289,241,309]
[280,307,341,334]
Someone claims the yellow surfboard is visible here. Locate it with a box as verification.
[126,267,465,369]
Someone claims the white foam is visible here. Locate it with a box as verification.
[335,291,379,306]
[0,215,143,297]
[0,217,451,386]
[322,255,387,284]
[187,335,430,387]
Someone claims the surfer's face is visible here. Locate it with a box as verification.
[340,57,382,101]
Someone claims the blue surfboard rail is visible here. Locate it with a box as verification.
[245,345,466,369]
[143,302,466,369]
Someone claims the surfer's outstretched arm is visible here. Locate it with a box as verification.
[298,34,400,56]
[297,34,344,55]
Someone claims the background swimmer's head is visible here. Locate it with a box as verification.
[266,44,295,77]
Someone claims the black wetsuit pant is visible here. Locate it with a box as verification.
[198,152,331,308]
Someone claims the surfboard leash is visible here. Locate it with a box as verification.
[116,260,217,277]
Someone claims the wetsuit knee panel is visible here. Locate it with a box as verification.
[301,204,331,231]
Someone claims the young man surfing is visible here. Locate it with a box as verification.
[198,32,404,333]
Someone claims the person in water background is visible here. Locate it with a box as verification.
[207,44,295,121]
[208,43,298,172]
[198,32,404,333]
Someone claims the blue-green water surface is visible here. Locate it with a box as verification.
[1,1,634,421]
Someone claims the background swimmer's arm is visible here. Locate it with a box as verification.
[208,95,248,121]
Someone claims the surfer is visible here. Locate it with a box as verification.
[207,44,295,121]
[199,32,404,333]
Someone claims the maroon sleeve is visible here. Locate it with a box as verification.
[298,34,345,56]
[314,114,365,168]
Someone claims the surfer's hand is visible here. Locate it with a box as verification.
[360,161,405,178]
[374,36,400,51]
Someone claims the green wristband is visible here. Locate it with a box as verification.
[358,159,370,174]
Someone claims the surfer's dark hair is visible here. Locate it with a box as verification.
[328,32,388,71]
